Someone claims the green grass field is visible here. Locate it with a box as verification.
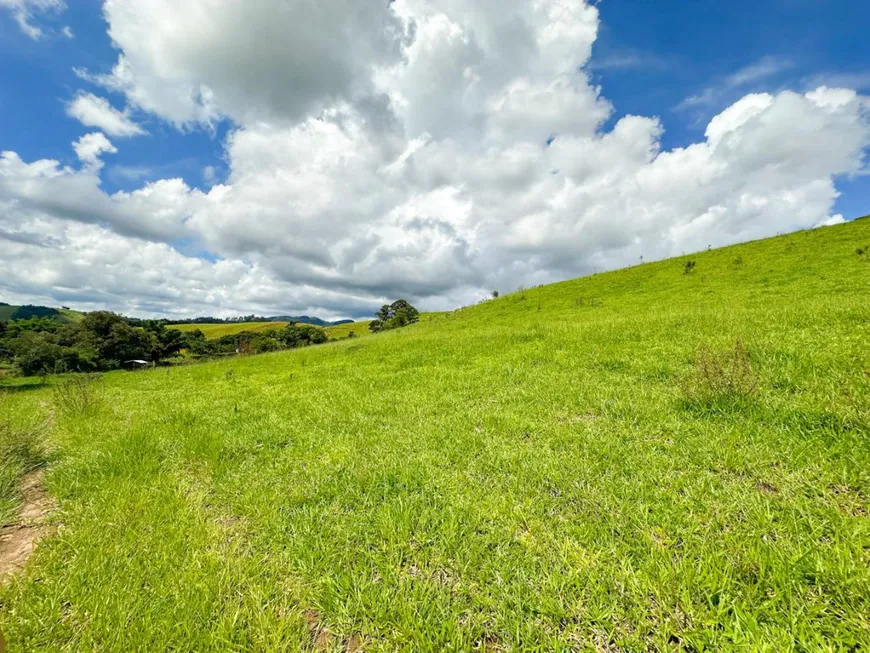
[1,220,869,650]
[56,309,84,324]
[170,321,290,338]
[323,321,374,340]
[170,321,374,341]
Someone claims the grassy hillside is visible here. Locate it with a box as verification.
[56,309,84,323]
[323,317,443,340]
[0,304,83,323]
[1,220,869,650]
[324,320,380,339]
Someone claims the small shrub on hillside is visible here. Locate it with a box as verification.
[491,290,499,299]
[347,331,357,339]
[53,373,103,416]
[684,260,697,275]
[681,340,758,406]
[732,256,743,266]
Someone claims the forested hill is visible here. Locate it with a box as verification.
[0,303,82,323]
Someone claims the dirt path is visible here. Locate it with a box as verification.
[0,468,56,582]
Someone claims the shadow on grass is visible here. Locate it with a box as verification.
[0,382,49,394]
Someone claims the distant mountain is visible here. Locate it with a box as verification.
[157,314,358,327]
[0,302,356,328]
[0,303,83,323]
[269,316,355,327]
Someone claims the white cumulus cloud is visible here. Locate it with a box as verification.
[88,0,409,127]
[66,92,145,137]
[0,151,201,242]
[815,214,846,228]
[72,132,117,168]
[1,0,868,318]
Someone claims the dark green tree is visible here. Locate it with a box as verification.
[78,312,156,367]
[278,324,328,348]
[369,299,420,332]
[8,331,90,375]
[139,321,188,361]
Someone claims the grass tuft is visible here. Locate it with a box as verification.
[681,339,758,408]
[51,374,103,416]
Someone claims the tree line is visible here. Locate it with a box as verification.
[0,314,335,376]
[183,324,327,356]
[0,312,189,376]
[1,299,421,376]
[166,315,283,325]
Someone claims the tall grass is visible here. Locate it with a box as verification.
[681,339,758,408]
[0,418,49,524]
[51,374,103,417]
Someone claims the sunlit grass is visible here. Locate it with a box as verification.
[1,219,868,650]
[323,321,372,340]
[169,321,289,338]
[171,320,377,341]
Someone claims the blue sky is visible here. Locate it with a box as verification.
[0,2,229,194]
[592,0,870,218]
[0,1,867,318]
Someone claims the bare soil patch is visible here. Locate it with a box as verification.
[305,609,335,650]
[0,468,56,582]
[304,609,365,652]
